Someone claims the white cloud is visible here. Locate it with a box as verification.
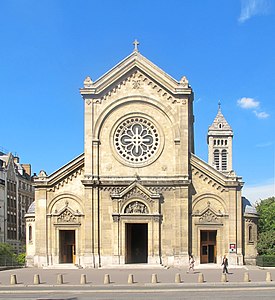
[237,97,259,109]
[239,0,272,23]
[256,141,273,147]
[253,110,270,119]
[237,97,270,119]
[243,179,275,204]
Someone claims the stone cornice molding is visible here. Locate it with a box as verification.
[191,154,243,189]
[244,213,259,220]
[34,153,84,190]
[82,175,190,188]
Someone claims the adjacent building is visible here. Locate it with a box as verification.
[25,45,258,268]
[0,152,34,252]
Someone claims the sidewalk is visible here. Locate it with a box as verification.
[0,265,274,286]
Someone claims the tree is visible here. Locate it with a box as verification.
[0,243,14,266]
[256,197,275,255]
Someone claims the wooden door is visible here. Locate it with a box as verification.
[200,230,217,263]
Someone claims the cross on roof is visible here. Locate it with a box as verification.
[133,39,139,52]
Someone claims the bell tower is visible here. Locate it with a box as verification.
[207,103,233,172]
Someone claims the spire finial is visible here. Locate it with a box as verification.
[133,39,139,52]
[218,100,221,112]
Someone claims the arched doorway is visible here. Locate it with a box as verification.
[125,223,148,264]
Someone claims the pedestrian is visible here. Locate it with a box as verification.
[187,254,195,273]
[221,255,229,274]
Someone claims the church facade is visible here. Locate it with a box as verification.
[25,44,258,268]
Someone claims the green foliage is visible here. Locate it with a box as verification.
[256,255,275,267]
[0,243,13,257]
[257,231,275,255]
[256,197,275,232]
[256,197,275,255]
[0,243,15,266]
[0,243,26,266]
[16,252,26,266]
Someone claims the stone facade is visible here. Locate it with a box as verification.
[0,152,34,252]
[25,45,258,268]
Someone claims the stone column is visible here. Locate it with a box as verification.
[34,188,48,267]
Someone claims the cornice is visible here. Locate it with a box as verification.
[82,175,191,188]
[34,153,84,189]
[191,154,244,189]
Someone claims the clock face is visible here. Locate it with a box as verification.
[114,117,160,164]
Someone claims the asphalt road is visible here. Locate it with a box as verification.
[0,265,274,299]
[0,285,275,300]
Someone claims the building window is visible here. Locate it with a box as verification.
[214,149,219,170]
[221,150,227,171]
[114,117,159,164]
[28,225,32,242]
[248,225,253,243]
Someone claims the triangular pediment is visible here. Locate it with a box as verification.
[80,51,192,99]
[52,202,83,224]
[110,180,160,203]
[194,202,223,217]
[34,153,84,191]
[193,202,224,224]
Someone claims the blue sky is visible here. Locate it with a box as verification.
[0,0,274,203]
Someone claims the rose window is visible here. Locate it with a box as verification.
[114,117,159,163]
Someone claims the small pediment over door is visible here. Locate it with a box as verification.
[52,202,83,226]
[193,202,225,225]
[110,181,162,221]
[110,181,161,205]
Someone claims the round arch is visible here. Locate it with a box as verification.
[121,198,152,215]
[47,193,84,214]
[93,96,180,141]
[192,193,227,214]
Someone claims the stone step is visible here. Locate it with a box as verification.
[100,264,166,269]
[43,264,81,269]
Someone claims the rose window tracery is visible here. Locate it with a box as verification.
[114,117,159,163]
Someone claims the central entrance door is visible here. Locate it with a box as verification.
[126,223,148,264]
[59,230,75,263]
[200,230,217,263]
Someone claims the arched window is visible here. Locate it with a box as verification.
[221,150,227,171]
[248,225,253,242]
[214,149,220,170]
[28,225,32,242]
